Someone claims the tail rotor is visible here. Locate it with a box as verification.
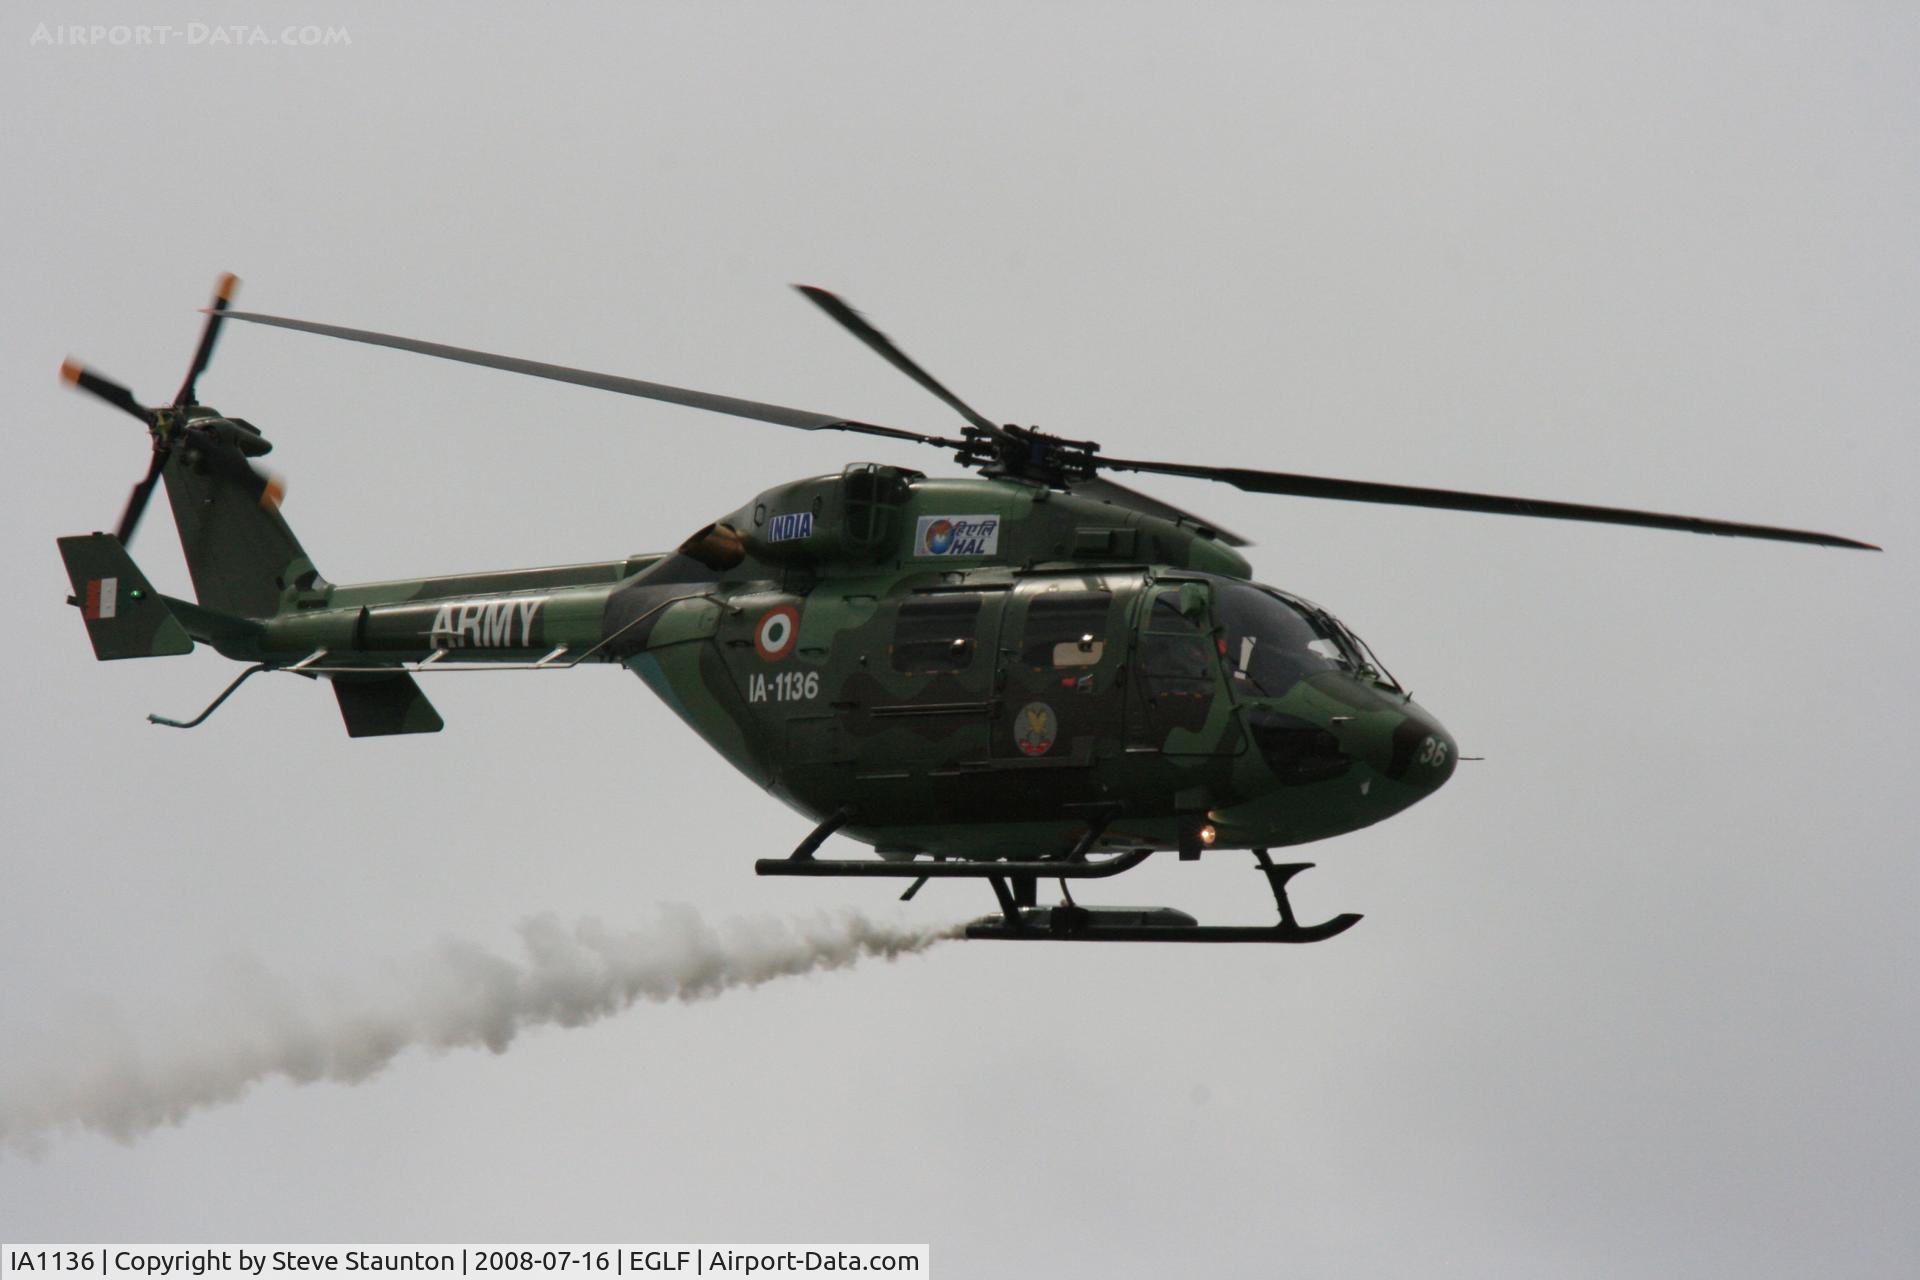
[61,273,251,547]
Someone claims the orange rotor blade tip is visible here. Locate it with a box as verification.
[215,272,239,301]
[60,357,83,384]
[259,473,287,513]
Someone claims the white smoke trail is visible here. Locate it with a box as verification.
[0,907,959,1152]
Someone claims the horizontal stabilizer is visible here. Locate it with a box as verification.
[57,533,194,660]
[332,672,444,737]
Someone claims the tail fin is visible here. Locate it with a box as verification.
[161,416,319,617]
[57,533,194,660]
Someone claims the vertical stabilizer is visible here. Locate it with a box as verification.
[161,415,319,617]
[57,533,194,660]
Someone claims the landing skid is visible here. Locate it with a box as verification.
[963,853,1361,943]
[754,811,1361,944]
[962,905,1361,944]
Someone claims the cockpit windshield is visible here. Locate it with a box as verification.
[1212,580,1399,697]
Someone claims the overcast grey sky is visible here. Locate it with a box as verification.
[3,2,1915,1274]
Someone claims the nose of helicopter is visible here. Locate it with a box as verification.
[1222,684,1457,848]
[1241,679,1456,798]
[1308,676,1457,797]
[1385,701,1458,794]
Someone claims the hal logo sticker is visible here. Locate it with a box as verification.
[1015,701,1058,756]
[916,514,1000,558]
[767,511,813,543]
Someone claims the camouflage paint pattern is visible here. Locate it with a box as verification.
[63,431,1457,856]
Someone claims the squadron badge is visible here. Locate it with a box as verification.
[1015,701,1058,756]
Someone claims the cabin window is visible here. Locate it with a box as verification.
[1019,590,1111,668]
[891,594,982,673]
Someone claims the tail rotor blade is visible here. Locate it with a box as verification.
[175,271,239,407]
[115,446,169,545]
[62,359,154,426]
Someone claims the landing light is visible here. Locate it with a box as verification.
[1199,823,1217,847]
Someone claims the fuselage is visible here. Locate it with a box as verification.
[234,465,1457,857]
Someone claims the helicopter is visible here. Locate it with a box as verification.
[57,277,1879,945]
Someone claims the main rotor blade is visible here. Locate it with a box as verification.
[1094,455,1881,551]
[175,271,239,407]
[61,359,154,425]
[1072,475,1251,547]
[794,286,1008,439]
[115,447,169,545]
[219,309,962,448]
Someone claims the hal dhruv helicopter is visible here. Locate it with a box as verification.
[58,277,1879,944]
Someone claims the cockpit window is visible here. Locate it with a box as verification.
[1149,593,1200,631]
[1213,581,1395,696]
[1140,588,1214,680]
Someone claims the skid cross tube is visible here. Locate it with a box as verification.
[1065,808,1118,862]
[786,806,853,861]
[1253,848,1311,927]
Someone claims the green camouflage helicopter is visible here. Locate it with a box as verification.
[58,277,1879,944]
